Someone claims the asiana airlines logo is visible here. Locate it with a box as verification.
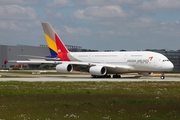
[127,56,154,64]
[149,56,153,61]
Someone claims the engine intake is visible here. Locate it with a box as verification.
[56,64,73,73]
[89,66,107,76]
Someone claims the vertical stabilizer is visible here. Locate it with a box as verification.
[41,22,70,61]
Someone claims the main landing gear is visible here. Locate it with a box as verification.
[91,74,111,78]
[91,74,121,78]
[113,74,121,78]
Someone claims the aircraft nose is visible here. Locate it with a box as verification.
[166,62,174,71]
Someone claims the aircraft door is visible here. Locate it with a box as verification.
[153,59,157,67]
[124,54,127,61]
[124,53,131,65]
[88,54,91,62]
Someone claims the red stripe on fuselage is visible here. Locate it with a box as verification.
[55,34,70,61]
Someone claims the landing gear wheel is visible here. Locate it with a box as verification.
[113,74,121,78]
[91,75,96,78]
[91,74,111,78]
[108,75,111,78]
[104,74,111,78]
[160,76,165,79]
[160,73,165,79]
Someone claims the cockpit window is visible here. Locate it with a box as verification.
[162,59,169,62]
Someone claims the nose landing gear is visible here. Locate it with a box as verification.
[160,73,165,79]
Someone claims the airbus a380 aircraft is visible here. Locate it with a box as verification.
[17,22,174,79]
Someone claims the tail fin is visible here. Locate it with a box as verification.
[41,22,70,61]
[41,23,58,58]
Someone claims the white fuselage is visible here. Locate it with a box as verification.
[68,51,174,73]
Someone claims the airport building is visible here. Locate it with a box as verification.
[0,44,179,72]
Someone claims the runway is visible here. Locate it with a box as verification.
[0,73,180,82]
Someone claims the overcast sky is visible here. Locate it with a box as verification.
[0,0,180,50]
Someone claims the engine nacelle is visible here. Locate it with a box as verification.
[89,66,107,76]
[56,64,73,73]
[138,72,153,76]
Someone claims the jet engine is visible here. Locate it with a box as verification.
[138,72,153,76]
[56,64,73,73]
[89,66,107,76]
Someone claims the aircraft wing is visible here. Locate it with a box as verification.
[58,62,135,73]
[16,60,134,72]
[88,63,135,72]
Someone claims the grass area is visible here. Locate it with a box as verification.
[0,81,180,120]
